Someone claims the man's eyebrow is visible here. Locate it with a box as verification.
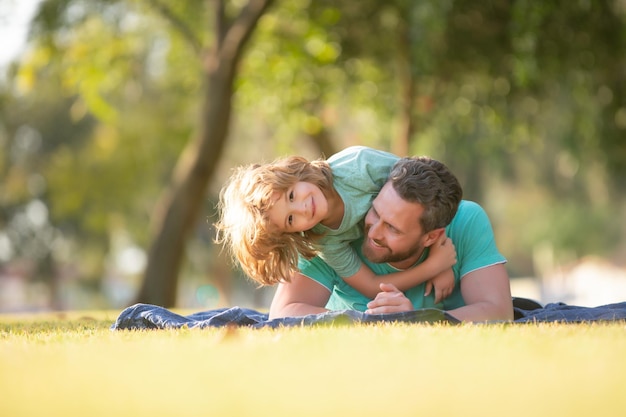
[385,218,401,232]
[372,200,401,232]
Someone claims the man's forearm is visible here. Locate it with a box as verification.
[448,264,513,322]
[269,303,329,319]
[268,275,333,319]
[446,300,513,322]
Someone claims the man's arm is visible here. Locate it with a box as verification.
[268,272,332,319]
[446,263,513,322]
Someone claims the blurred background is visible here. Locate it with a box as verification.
[1,0,625,313]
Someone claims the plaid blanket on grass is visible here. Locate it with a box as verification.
[110,299,626,330]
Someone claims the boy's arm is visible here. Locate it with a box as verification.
[342,262,449,299]
[424,268,456,303]
[342,234,456,299]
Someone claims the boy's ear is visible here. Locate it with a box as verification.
[423,228,445,247]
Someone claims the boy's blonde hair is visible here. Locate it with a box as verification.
[214,155,334,286]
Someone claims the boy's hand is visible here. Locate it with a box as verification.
[429,234,457,270]
[424,268,455,304]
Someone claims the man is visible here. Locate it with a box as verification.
[268,156,514,322]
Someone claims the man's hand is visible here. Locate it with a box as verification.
[365,283,413,314]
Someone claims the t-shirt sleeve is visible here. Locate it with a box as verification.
[297,255,338,292]
[450,201,507,279]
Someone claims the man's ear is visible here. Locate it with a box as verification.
[423,228,446,247]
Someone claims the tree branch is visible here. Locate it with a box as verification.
[148,0,204,55]
[215,0,227,48]
[218,0,273,60]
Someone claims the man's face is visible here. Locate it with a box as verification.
[362,182,431,270]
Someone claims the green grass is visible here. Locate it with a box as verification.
[1,311,626,417]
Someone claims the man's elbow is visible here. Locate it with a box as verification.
[477,298,514,322]
[268,303,291,320]
[447,299,514,322]
[269,302,328,320]
[489,300,514,322]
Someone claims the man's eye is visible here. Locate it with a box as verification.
[288,191,294,201]
[288,215,293,226]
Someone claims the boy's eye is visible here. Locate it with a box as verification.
[288,214,293,226]
[288,191,294,201]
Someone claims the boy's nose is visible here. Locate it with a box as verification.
[296,201,307,215]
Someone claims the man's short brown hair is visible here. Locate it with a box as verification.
[388,156,463,232]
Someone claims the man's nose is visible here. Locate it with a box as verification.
[367,220,382,240]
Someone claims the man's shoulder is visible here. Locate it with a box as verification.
[458,199,482,210]
[448,200,494,236]
[454,200,487,220]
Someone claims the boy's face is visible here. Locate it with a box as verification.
[267,181,328,233]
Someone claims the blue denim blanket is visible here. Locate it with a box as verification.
[110,300,626,330]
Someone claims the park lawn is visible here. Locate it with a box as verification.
[1,311,625,417]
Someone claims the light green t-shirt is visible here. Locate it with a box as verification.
[311,146,400,278]
[299,200,507,311]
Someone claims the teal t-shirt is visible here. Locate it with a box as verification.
[311,146,400,278]
[298,200,507,311]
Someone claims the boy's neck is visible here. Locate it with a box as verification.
[320,189,344,230]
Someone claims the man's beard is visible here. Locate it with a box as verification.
[361,237,425,265]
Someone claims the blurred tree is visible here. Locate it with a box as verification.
[1,57,100,308]
[424,0,626,272]
[5,0,203,308]
[3,0,625,310]
[15,0,275,307]
[136,0,274,306]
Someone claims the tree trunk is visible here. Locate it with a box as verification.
[308,127,338,159]
[393,12,415,157]
[136,0,274,307]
